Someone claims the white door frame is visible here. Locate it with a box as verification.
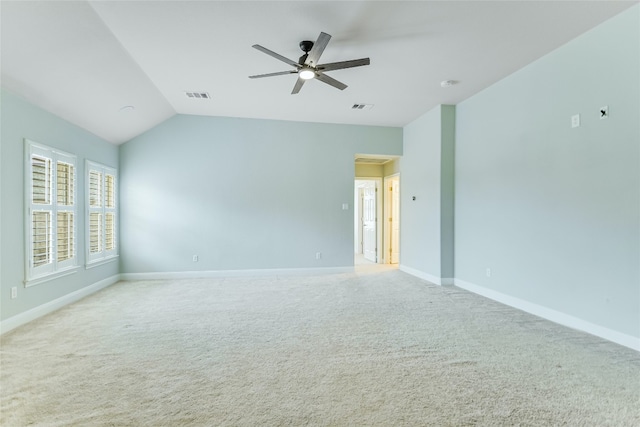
[354,178,383,263]
[383,173,400,264]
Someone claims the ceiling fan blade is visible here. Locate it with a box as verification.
[249,70,297,79]
[315,72,347,91]
[317,58,370,72]
[252,44,300,68]
[291,77,306,94]
[305,32,331,67]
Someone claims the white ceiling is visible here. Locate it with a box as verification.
[1,1,636,144]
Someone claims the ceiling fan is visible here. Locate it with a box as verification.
[249,32,370,94]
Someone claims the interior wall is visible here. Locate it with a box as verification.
[383,159,400,177]
[119,115,402,273]
[440,106,455,280]
[399,106,441,277]
[454,6,639,339]
[354,185,362,254]
[355,163,383,178]
[400,105,455,283]
[0,89,119,321]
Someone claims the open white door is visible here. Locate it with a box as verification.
[362,181,377,262]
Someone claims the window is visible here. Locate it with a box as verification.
[86,161,118,265]
[25,140,78,284]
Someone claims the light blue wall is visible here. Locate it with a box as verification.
[454,7,639,337]
[400,105,455,282]
[0,89,119,321]
[401,107,442,277]
[119,115,402,273]
[440,106,455,280]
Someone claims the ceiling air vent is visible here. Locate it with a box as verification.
[352,103,374,110]
[185,92,211,99]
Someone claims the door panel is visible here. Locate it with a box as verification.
[363,182,376,262]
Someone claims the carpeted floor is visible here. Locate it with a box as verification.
[1,269,639,426]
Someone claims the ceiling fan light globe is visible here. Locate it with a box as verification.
[299,69,315,80]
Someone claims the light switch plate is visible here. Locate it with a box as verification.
[600,106,609,119]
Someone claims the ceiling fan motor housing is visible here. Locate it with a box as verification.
[299,40,314,65]
[299,40,314,53]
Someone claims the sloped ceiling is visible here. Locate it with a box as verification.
[1,1,635,144]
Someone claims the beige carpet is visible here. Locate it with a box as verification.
[1,269,639,426]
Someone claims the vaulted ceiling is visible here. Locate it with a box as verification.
[1,1,635,144]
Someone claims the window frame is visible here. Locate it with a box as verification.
[85,160,118,267]
[24,139,79,286]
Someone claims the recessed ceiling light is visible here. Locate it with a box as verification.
[119,105,135,112]
[440,80,457,88]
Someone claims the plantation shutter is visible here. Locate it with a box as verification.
[57,212,74,262]
[31,154,53,270]
[57,162,74,205]
[32,211,51,268]
[26,141,77,283]
[89,169,103,256]
[105,173,116,254]
[105,174,115,208]
[56,161,75,264]
[89,212,103,254]
[89,170,102,208]
[32,155,51,205]
[86,161,117,264]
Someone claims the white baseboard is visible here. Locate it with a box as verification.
[399,264,453,286]
[454,278,640,352]
[441,277,455,286]
[0,274,121,335]
[120,266,355,281]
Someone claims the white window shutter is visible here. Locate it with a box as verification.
[32,155,51,205]
[89,170,102,207]
[32,210,52,268]
[25,140,77,284]
[86,161,118,265]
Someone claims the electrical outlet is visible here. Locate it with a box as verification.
[11,287,17,299]
[192,255,198,262]
[571,114,580,128]
[316,252,322,260]
[486,268,491,278]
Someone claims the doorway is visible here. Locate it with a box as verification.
[354,179,382,263]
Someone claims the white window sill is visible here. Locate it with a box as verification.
[85,255,119,270]
[25,266,80,288]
